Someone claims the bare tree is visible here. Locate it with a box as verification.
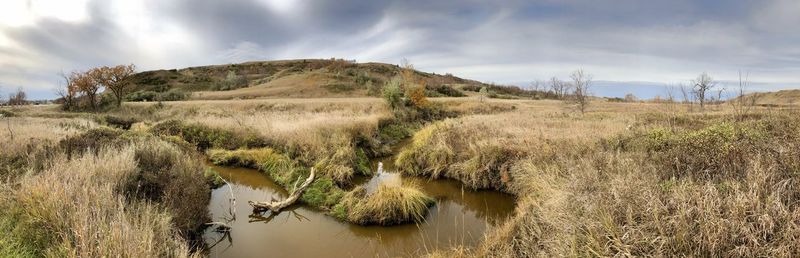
[570,69,592,114]
[678,83,695,112]
[95,64,136,107]
[55,71,80,110]
[662,85,681,131]
[730,71,760,121]
[550,77,569,99]
[692,72,716,112]
[530,80,544,92]
[8,87,27,106]
[624,93,638,102]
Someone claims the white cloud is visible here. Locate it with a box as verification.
[0,0,89,27]
[1,0,799,99]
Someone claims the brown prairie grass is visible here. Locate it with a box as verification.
[121,98,391,186]
[333,184,434,225]
[0,117,97,155]
[0,143,201,257]
[408,100,800,257]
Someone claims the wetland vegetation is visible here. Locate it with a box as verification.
[2,59,800,257]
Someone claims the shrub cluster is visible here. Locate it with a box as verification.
[149,120,266,150]
[126,90,189,102]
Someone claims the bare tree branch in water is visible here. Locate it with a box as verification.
[249,168,316,213]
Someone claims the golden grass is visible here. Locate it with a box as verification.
[406,100,800,257]
[0,117,97,155]
[120,98,390,185]
[334,184,434,225]
[0,144,200,257]
[8,96,800,257]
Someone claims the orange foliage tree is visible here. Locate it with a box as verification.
[74,69,103,111]
[94,64,136,106]
[399,58,428,108]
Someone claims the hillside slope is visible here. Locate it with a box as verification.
[126,59,493,100]
[738,89,800,106]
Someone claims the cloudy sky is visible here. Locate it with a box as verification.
[1,0,799,99]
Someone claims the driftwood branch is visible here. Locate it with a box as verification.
[215,173,236,220]
[249,168,315,213]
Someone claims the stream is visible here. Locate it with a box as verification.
[203,145,516,257]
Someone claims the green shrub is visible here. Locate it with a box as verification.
[150,120,265,150]
[58,127,123,157]
[126,91,159,102]
[157,91,189,101]
[614,118,800,180]
[103,115,137,130]
[426,84,466,97]
[382,78,404,109]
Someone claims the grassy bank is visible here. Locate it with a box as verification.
[208,148,344,210]
[0,120,215,257]
[414,101,800,257]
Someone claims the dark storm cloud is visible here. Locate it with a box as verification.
[155,0,290,48]
[0,0,798,99]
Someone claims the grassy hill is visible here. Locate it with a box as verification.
[737,89,800,106]
[124,59,532,101]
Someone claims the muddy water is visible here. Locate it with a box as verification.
[203,147,515,258]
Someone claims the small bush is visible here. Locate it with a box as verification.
[126,91,159,102]
[150,120,265,150]
[426,84,466,97]
[104,115,137,130]
[58,127,124,157]
[0,109,16,117]
[157,91,189,101]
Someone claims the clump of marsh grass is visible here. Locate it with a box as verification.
[333,184,434,225]
[396,119,526,192]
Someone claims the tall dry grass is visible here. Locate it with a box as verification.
[121,98,391,186]
[412,100,800,257]
[0,143,201,257]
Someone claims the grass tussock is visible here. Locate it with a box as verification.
[396,119,526,192]
[333,184,434,225]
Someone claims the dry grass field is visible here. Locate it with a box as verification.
[2,96,800,257]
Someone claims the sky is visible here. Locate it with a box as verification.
[1,0,799,99]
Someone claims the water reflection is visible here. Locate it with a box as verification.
[204,152,515,257]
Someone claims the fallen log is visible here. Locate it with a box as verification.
[249,168,315,213]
